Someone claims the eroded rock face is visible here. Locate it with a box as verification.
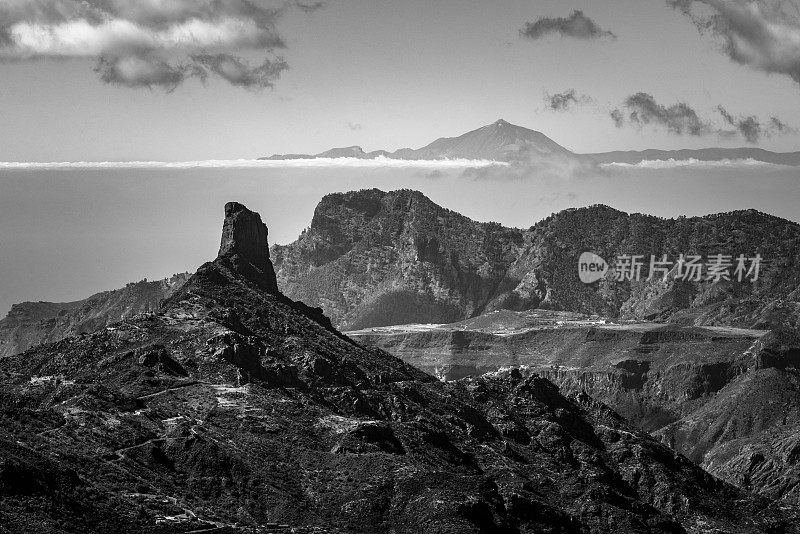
[0,202,787,533]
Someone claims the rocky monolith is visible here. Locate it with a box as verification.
[216,201,278,293]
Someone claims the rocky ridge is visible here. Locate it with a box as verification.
[272,189,800,331]
[0,273,190,358]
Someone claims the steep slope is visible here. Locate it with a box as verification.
[353,312,800,506]
[0,201,788,533]
[272,189,524,330]
[652,329,800,504]
[0,273,190,357]
[274,191,800,331]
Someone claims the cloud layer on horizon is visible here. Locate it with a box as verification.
[602,158,793,169]
[0,157,509,170]
[669,0,800,86]
[520,11,616,41]
[0,0,313,90]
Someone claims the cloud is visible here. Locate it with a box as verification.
[611,92,710,136]
[191,53,287,89]
[461,154,603,181]
[94,55,194,91]
[610,109,625,128]
[544,89,593,111]
[602,158,791,169]
[0,0,307,90]
[669,0,800,85]
[716,105,760,142]
[610,92,794,143]
[520,11,616,40]
[716,105,797,142]
[294,1,325,12]
[347,122,362,131]
[770,116,796,133]
[0,157,509,170]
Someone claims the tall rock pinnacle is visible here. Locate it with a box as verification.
[216,201,278,293]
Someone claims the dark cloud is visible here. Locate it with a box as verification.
[544,89,593,111]
[0,0,316,90]
[716,105,796,142]
[770,116,796,133]
[716,105,760,142]
[610,109,625,128]
[611,92,710,136]
[294,1,325,13]
[611,92,794,143]
[94,55,193,91]
[192,53,288,89]
[669,0,800,85]
[520,11,616,41]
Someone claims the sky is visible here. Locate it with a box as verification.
[0,0,799,315]
[0,0,799,161]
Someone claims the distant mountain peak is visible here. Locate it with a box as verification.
[262,119,575,162]
[261,120,800,167]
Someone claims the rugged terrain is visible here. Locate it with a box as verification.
[350,310,800,508]
[272,189,800,331]
[0,202,790,533]
[0,274,190,358]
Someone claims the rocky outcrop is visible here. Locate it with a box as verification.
[0,202,787,533]
[0,273,190,358]
[217,201,278,293]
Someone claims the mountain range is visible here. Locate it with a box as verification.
[4,202,787,533]
[272,189,800,331]
[261,119,800,166]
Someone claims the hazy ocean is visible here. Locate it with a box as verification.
[0,164,798,316]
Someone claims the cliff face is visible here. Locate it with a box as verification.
[0,273,190,358]
[0,202,785,534]
[350,316,761,426]
[274,190,800,331]
[272,189,525,330]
